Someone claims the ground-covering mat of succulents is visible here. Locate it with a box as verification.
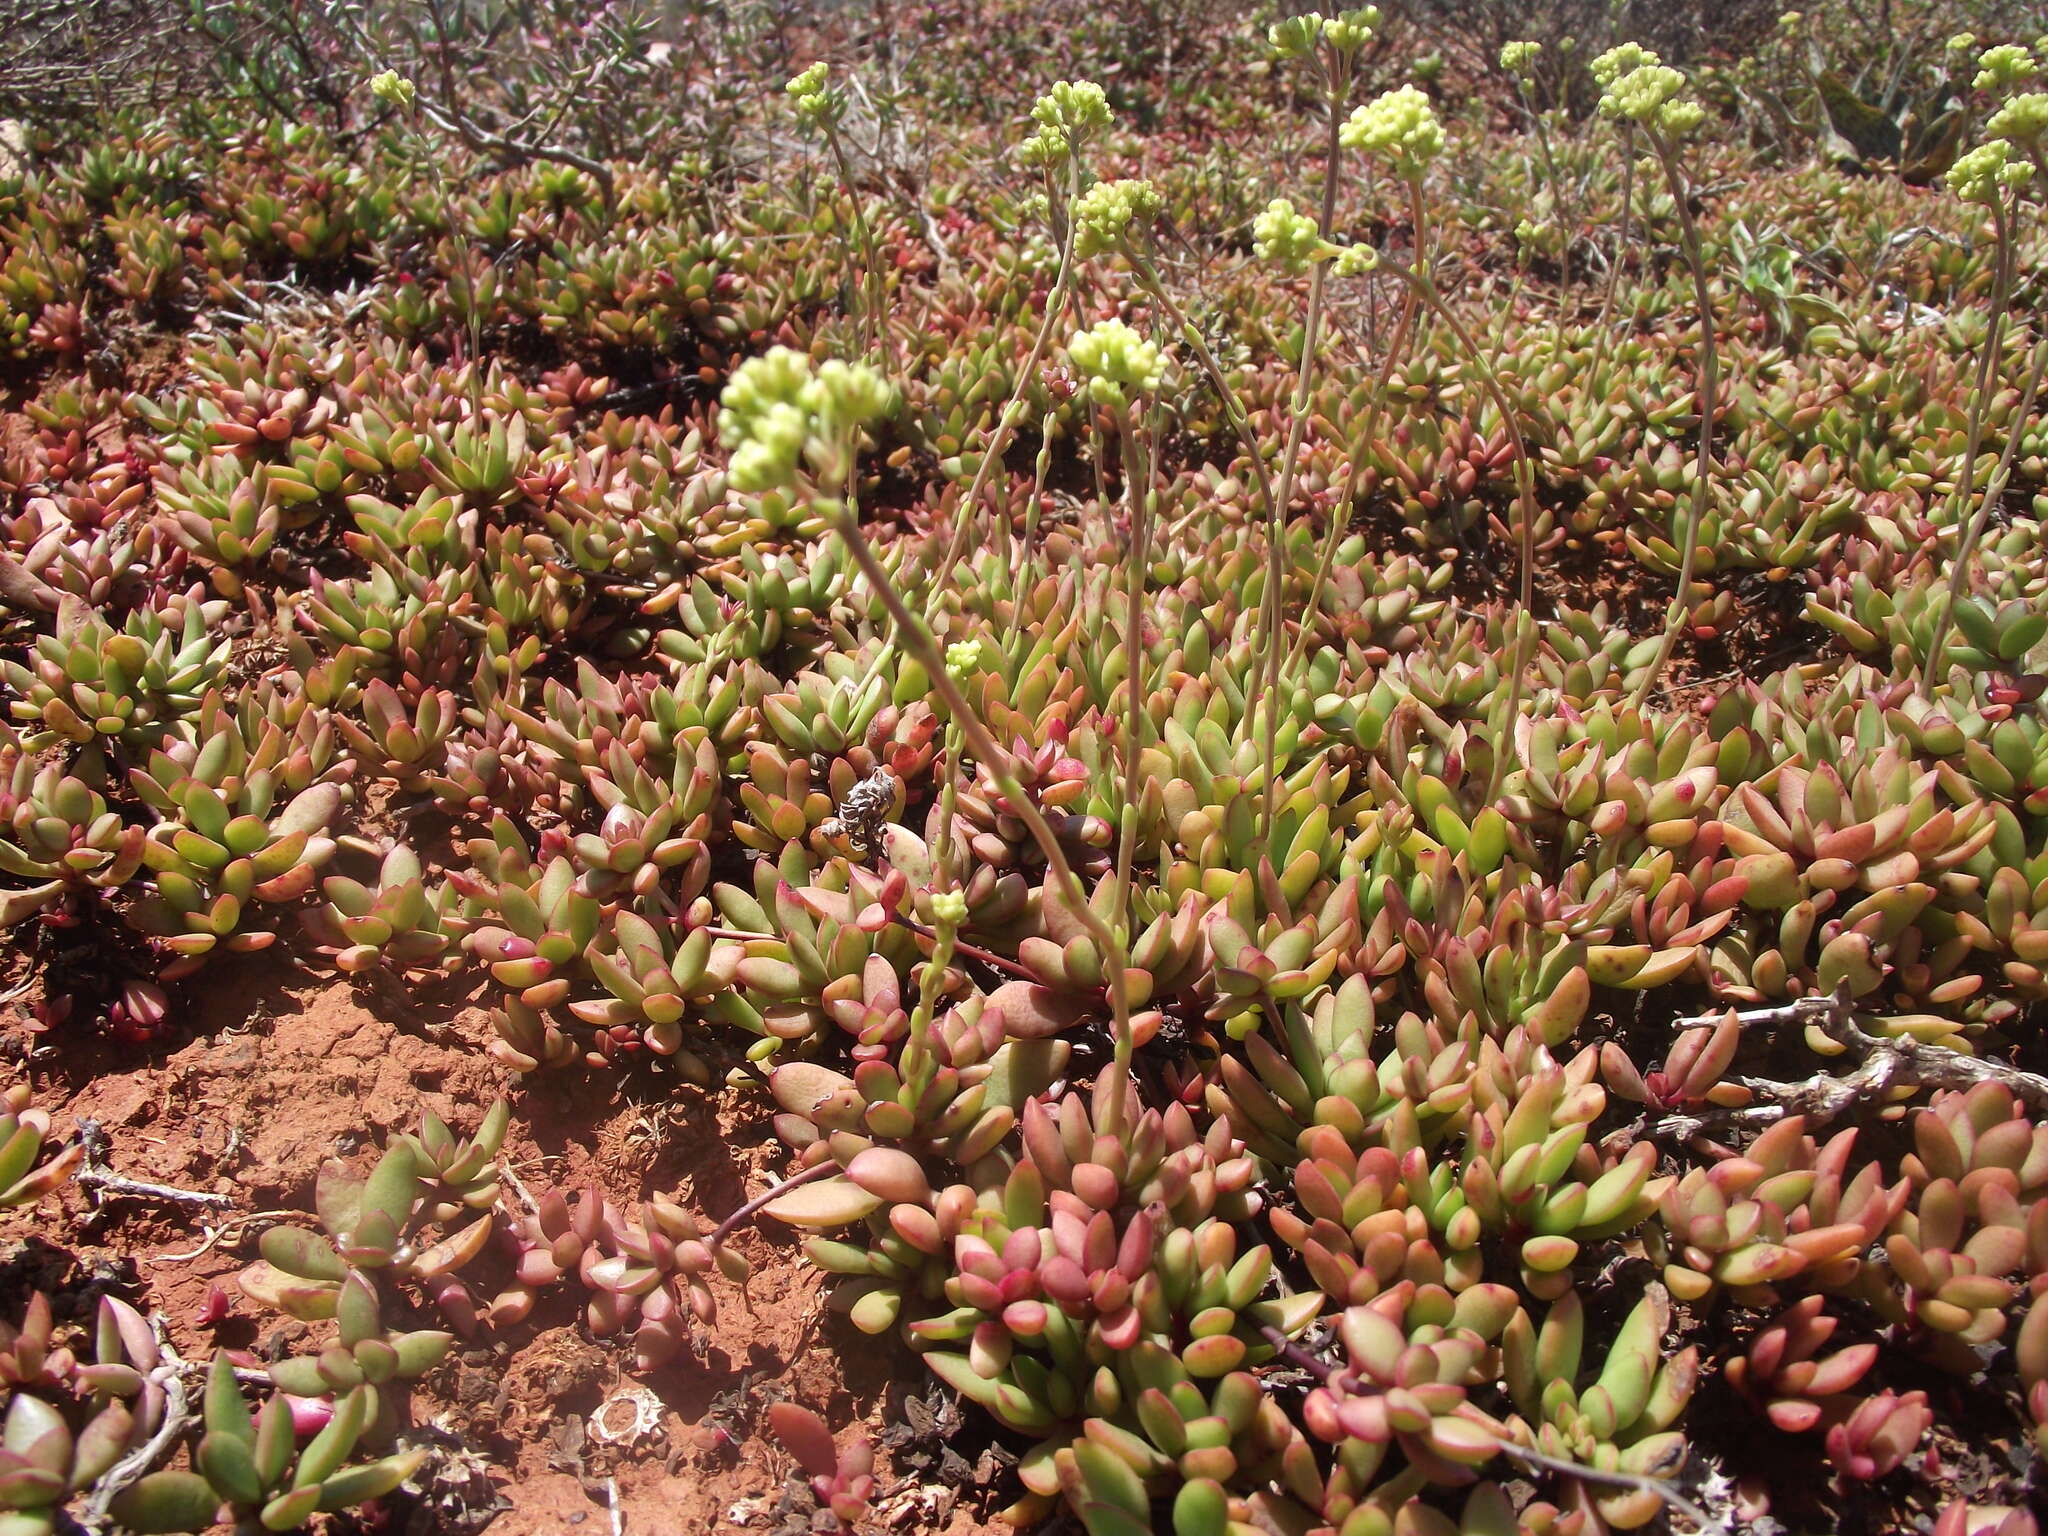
[5,1,2048,1533]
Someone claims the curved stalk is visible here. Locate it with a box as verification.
[823,125,890,367]
[708,1159,835,1250]
[1917,195,2018,696]
[1002,408,1058,657]
[1290,179,1425,674]
[823,434,1137,1142]
[1372,255,1540,804]
[1587,122,1635,385]
[1959,320,2048,571]
[1626,130,1720,713]
[1512,78,1573,344]
[1109,407,1157,1094]
[925,158,1084,620]
[1124,249,1283,844]
[1260,56,1351,845]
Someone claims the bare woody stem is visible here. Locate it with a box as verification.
[78,1319,192,1531]
[1636,992,2048,1146]
[1496,1440,1730,1536]
[1254,1329,1727,1535]
[1918,194,2018,697]
[1626,129,1720,713]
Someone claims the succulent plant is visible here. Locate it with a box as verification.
[3,21,2048,1536]
[1725,1294,1878,1431]
[109,1356,425,1534]
[0,1391,140,1536]
[766,1402,875,1531]
[1501,1284,1697,1527]
[0,1089,79,1208]
[239,1109,502,1341]
[2,594,230,769]
[490,1182,732,1369]
[0,754,144,925]
[306,844,468,977]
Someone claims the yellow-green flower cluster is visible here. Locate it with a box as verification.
[1253,198,1324,274]
[1340,84,1444,175]
[1988,92,2048,145]
[1022,79,1113,165]
[369,71,415,110]
[1268,12,1326,60]
[1976,44,2039,92]
[1035,79,1112,136]
[1073,178,1162,258]
[1590,42,1659,88]
[1269,8,1379,58]
[811,360,895,438]
[1599,62,1702,135]
[717,347,894,492]
[1332,243,1380,277]
[1067,319,1164,412]
[1500,40,1542,77]
[786,62,842,128]
[928,889,969,926]
[944,639,984,679]
[1946,138,2034,205]
[1017,127,1067,171]
[1323,8,1380,53]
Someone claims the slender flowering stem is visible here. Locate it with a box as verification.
[823,125,891,368]
[901,916,955,1096]
[821,458,1137,1139]
[1919,194,2018,696]
[1370,253,1539,803]
[1125,248,1284,843]
[1953,318,2048,578]
[931,713,967,889]
[708,1159,835,1250]
[1588,122,1636,383]
[1263,56,1351,837]
[1110,405,1157,1088]
[1292,236,1421,672]
[1514,78,1573,324]
[892,915,1041,981]
[1003,408,1059,656]
[926,155,1084,619]
[1627,129,1721,712]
